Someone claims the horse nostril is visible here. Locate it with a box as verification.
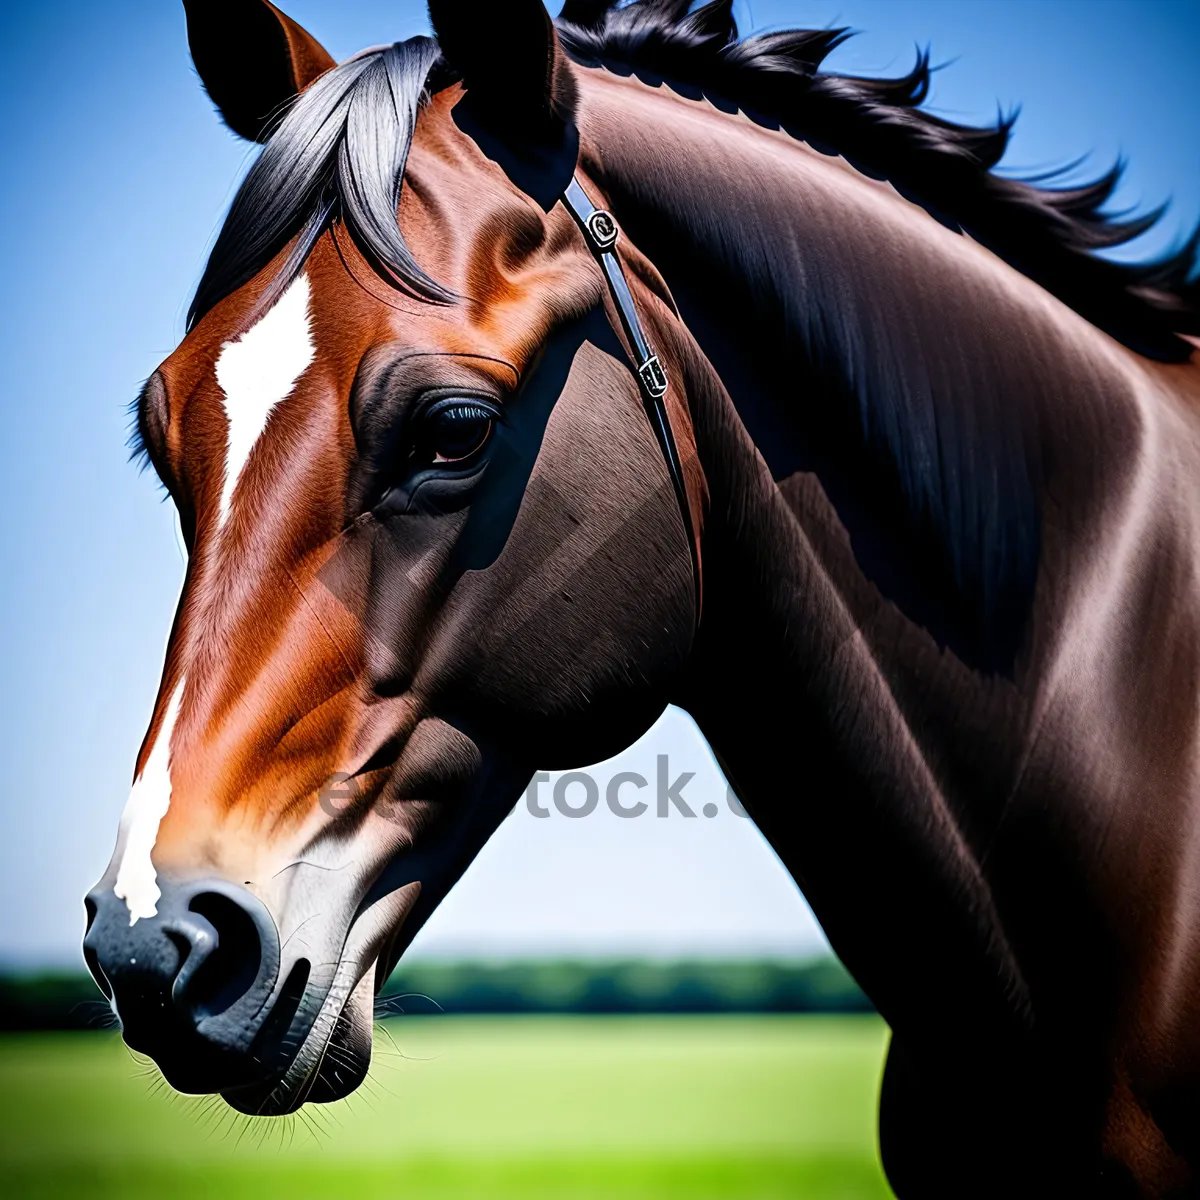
[172,892,264,1020]
[83,878,281,1092]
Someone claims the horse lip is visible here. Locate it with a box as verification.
[219,879,417,1114]
[220,1013,344,1115]
[220,969,368,1116]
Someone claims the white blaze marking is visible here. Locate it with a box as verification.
[113,681,184,925]
[111,279,313,922]
[214,273,314,527]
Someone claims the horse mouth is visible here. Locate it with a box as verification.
[221,967,375,1116]
[217,879,419,1115]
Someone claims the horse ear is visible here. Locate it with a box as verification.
[428,0,578,208]
[182,0,336,142]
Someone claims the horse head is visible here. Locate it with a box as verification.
[84,0,705,1115]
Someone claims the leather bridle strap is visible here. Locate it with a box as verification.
[561,175,701,622]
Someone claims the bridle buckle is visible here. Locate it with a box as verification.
[584,209,619,253]
[637,355,668,399]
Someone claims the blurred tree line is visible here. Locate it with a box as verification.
[0,957,872,1030]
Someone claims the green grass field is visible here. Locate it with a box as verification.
[0,1015,894,1199]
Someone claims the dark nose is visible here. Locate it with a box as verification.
[83,878,280,1093]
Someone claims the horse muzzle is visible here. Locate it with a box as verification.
[84,877,289,1094]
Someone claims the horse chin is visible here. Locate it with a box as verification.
[221,969,375,1116]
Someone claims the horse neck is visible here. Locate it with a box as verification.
[571,69,1165,1033]
[659,317,1033,1040]
[576,67,1136,664]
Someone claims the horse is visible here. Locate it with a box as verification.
[81,2,1200,1194]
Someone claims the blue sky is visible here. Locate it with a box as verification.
[0,0,1196,967]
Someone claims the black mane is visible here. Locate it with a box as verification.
[189,0,1198,360]
[556,0,1198,361]
[188,37,452,330]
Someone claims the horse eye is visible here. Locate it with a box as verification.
[415,398,497,465]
